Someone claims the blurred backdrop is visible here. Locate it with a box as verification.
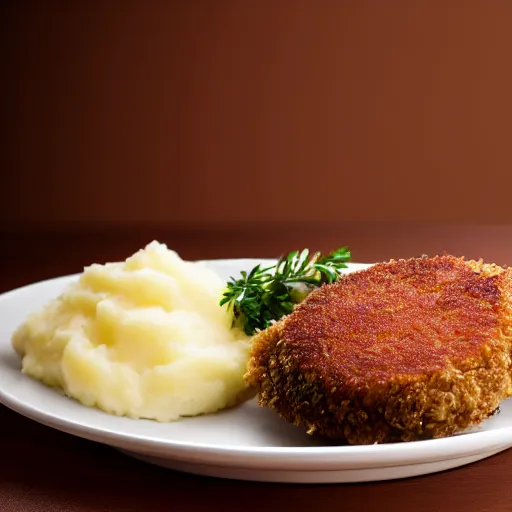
[2,2,512,267]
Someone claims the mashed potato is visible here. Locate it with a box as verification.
[12,241,253,421]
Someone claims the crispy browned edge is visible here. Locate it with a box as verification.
[244,257,512,444]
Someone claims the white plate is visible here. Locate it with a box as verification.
[1,258,512,484]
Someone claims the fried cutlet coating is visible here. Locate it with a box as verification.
[245,255,512,444]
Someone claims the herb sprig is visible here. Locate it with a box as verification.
[220,247,351,335]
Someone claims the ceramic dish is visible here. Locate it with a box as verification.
[1,259,511,483]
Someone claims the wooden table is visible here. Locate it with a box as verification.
[2,224,512,512]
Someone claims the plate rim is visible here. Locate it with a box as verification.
[2,382,512,471]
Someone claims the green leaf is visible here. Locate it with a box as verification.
[294,248,310,273]
[219,244,351,335]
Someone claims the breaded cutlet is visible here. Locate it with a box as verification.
[245,255,512,444]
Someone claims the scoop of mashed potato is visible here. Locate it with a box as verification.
[12,241,253,421]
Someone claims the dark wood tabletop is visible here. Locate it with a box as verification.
[2,223,512,512]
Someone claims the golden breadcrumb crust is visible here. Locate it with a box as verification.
[245,255,512,444]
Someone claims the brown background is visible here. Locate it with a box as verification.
[3,1,512,233]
